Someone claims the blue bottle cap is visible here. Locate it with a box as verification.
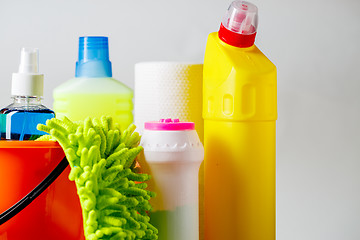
[75,36,112,78]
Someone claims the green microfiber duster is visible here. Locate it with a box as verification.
[37,116,158,240]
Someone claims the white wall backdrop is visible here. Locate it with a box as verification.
[0,0,359,239]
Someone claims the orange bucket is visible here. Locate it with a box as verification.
[0,141,84,240]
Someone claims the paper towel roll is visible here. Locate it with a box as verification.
[134,62,203,142]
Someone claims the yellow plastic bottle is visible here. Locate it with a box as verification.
[203,1,277,240]
[53,37,133,129]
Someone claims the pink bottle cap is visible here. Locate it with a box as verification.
[144,118,195,131]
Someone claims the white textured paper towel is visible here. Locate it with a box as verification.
[134,62,203,142]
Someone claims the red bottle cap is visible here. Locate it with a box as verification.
[218,1,258,48]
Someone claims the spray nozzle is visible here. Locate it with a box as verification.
[18,48,40,74]
[218,1,258,48]
[11,48,44,97]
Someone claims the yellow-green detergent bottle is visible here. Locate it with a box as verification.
[203,1,277,240]
[53,36,133,129]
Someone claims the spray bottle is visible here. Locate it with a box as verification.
[0,48,55,140]
[53,36,133,130]
[203,1,277,239]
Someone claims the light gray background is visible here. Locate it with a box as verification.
[0,0,359,239]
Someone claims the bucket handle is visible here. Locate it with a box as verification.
[0,157,69,225]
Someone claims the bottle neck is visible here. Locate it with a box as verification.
[218,23,256,48]
[12,96,43,106]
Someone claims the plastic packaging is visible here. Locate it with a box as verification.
[0,48,55,140]
[139,119,204,240]
[222,0,258,34]
[219,0,258,47]
[53,36,133,130]
[0,141,84,239]
[203,1,277,240]
[134,62,205,240]
[134,62,203,142]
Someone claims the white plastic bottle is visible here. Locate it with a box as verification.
[140,118,204,240]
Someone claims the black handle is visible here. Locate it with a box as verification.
[0,157,69,225]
